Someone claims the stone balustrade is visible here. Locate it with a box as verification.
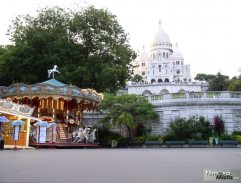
[148,91,241,102]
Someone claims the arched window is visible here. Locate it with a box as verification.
[164,78,169,83]
[142,72,145,76]
[151,79,156,83]
[176,61,179,65]
[158,79,163,83]
[163,52,165,58]
[158,65,161,72]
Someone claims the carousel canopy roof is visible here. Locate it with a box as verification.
[0,79,103,104]
[42,79,65,86]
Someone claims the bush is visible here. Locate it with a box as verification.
[232,131,241,136]
[96,126,121,147]
[220,135,235,140]
[128,141,144,147]
[136,136,145,143]
[117,137,131,147]
[234,135,241,143]
[162,134,179,141]
[145,134,160,141]
[163,116,211,140]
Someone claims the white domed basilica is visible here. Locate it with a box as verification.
[126,20,241,134]
[134,20,191,84]
[85,20,241,135]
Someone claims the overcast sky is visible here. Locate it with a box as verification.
[1,0,241,78]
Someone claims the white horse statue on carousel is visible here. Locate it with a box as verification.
[71,127,97,143]
[48,65,60,78]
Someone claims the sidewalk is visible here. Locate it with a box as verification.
[3,145,35,150]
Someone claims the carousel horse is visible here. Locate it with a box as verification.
[48,65,60,78]
[71,127,96,143]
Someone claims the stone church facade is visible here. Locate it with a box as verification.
[84,21,241,135]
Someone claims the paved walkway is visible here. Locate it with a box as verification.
[0,148,240,183]
[4,145,35,150]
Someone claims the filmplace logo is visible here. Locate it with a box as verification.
[204,169,240,181]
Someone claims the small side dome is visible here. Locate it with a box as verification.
[172,42,184,59]
[138,46,148,62]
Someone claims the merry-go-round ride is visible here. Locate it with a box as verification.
[0,66,103,148]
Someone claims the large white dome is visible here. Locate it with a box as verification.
[152,21,171,45]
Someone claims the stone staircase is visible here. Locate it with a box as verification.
[56,124,67,143]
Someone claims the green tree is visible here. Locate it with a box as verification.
[0,45,19,85]
[194,73,215,82]
[61,6,136,92]
[195,72,229,91]
[131,74,143,83]
[101,94,159,139]
[165,116,211,140]
[228,75,241,91]
[209,72,229,91]
[3,7,72,85]
[2,6,136,92]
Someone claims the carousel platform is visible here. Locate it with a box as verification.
[30,142,100,149]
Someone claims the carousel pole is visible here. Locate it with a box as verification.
[52,126,54,143]
[13,126,17,151]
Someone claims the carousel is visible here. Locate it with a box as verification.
[0,66,103,148]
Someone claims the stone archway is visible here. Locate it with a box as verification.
[158,79,163,83]
[160,89,169,95]
[178,89,185,93]
[142,90,152,96]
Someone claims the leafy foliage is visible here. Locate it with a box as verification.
[131,74,143,83]
[194,73,215,82]
[195,72,229,91]
[100,94,159,139]
[164,116,211,140]
[228,75,241,91]
[209,72,229,91]
[0,6,136,92]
